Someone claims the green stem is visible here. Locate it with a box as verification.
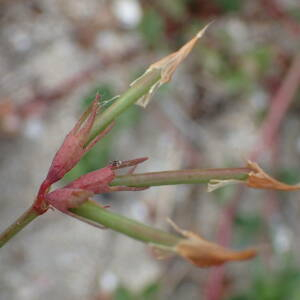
[70,168,251,245]
[111,167,251,187]
[86,69,161,145]
[70,200,181,247]
[0,167,250,248]
[0,206,39,248]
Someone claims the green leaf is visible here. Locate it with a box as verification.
[215,0,244,12]
[139,9,165,48]
[276,168,300,185]
[139,281,160,300]
[228,259,300,300]
[234,214,262,245]
[114,286,135,300]
[223,69,250,94]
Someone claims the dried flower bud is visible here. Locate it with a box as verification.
[176,235,256,267]
[168,219,256,267]
[247,160,300,190]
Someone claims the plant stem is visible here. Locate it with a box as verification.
[70,200,181,247]
[111,167,251,187]
[0,206,39,248]
[86,69,161,145]
[0,167,250,248]
[0,70,162,248]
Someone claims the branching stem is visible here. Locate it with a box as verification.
[0,167,251,248]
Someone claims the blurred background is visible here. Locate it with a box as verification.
[0,0,300,299]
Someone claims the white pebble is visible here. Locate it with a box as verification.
[23,118,44,139]
[99,271,118,292]
[112,0,142,29]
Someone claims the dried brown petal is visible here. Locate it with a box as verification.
[176,236,256,267]
[169,219,256,268]
[247,160,300,190]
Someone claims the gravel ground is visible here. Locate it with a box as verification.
[1,1,300,299]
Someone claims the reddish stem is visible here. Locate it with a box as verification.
[251,54,300,160]
[261,0,300,36]
[33,180,51,214]
[203,188,243,300]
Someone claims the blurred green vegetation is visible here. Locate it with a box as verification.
[214,0,244,12]
[214,184,237,206]
[288,7,300,21]
[277,168,300,185]
[234,213,263,245]
[229,259,300,300]
[113,281,160,300]
[139,9,165,48]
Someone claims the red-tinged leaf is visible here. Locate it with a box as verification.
[45,96,113,185]
[66,166,115,194]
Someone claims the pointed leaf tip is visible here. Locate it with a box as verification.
[133,23,211,108]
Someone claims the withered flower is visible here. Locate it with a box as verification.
[246,160,300,191]
[168,219,256,267]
